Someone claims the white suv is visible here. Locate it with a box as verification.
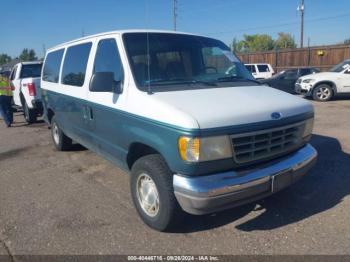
[245,63,274,79]
[295,59,350,101]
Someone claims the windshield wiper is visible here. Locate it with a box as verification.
[217,76,261,84]
[145,78,217,86]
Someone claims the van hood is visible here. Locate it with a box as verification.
[152,85,313,129]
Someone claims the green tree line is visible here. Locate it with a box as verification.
[233,33,350,53]
[232,32,297,53]
[0,48,38,66]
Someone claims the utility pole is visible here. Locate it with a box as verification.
[298,0,305,48]
[42,44,46,58]
[173,0,177,31]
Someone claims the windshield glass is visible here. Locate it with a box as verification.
[123,33,255,91]
[20,64,42,78]
[330,60,350,72]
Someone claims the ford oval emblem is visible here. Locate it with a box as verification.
[271,112,282,120]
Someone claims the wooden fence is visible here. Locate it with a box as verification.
[237,44,350,72]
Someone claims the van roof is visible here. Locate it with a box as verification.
[47,29,198,52]
[20,61,43,65]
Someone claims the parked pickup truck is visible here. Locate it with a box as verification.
[41,30,317,231]
[10,61,43,123]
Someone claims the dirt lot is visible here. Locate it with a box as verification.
[0,99,350,256]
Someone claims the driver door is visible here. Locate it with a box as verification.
[10,65,21,106]
[338,68,350,93]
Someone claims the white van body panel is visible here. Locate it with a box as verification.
[151,85,313,129]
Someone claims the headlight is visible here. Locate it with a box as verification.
[178,136,232,162]
[302,79,315,84]
[302,118,314,139]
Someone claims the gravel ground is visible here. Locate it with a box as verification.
[0,99,350,256]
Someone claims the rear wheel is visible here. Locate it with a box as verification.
[22,100,37,124]
[312,84,333,101]
[51,116,72,151]
[130,154,183,231]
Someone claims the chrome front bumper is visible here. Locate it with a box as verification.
[173,144,317,215]
[295,83,312,95]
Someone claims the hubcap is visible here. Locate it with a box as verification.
[52,123,60,145]
[316,87,331,100]
[136,174,160,217]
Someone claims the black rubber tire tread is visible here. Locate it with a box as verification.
[51,116,72,151]
[23,100,37,124]
[130,154,184,231]
[312,84,333,102]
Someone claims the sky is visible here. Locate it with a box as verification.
[1,0,350,58]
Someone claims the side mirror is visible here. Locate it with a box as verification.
[89,72,123,93]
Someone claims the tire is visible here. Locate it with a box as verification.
[51,116,72,151]
[130,154,183,231]
[312,84,333,102]
[22,100,37,124]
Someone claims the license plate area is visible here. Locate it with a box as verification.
[271,169,293,193]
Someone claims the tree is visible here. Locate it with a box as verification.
[275,32,297,49]
[0,54,12,65]
[19,48,37,61]
[236,34,274,53]
[344,38,350,45]
[231,38,239,52]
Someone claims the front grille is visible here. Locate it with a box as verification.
[297,78,302,84]
[231,122,305,164]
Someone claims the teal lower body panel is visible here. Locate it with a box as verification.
[41,89,314,176]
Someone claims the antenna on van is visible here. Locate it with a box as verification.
[145,0,152,94]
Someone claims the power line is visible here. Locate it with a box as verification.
[200,12,350,36]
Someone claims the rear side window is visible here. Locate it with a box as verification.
[62,42,92,86]
[245,65,256,73]
[299,68,311,76]
[257,65,269,72]
[43,49,64,83]
[284,69,298,80]
[93,39,123,82]
[20,64,42,78]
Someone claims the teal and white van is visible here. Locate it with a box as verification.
[41,30,317,231]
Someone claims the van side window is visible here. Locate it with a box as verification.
[43,49,64,83]
[257,65,269,72]
[62,43,92,86]
[93,39,123,82]
[245,65,256,73]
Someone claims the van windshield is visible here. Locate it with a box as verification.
[123,33,256,92]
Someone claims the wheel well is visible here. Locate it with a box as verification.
[127,143,160,170]
[314,81,337,94]
[47,109,55,124]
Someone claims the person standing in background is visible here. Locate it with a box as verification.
[0,74,14,127]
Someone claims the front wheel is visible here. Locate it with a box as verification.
[23,100,37,124]
[130,154,183,231]
[312,84,333,102]
[51,116,72,151]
